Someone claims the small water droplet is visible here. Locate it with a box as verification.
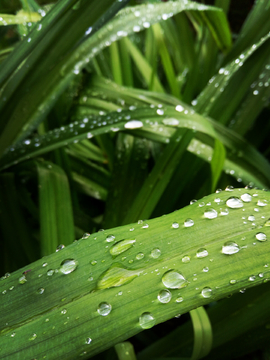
[222,241,240,255]
[176,296,183,303]
[182,255,190,263]
[157,289,172,303]
[29,333,37,341]
[230,279,237,284]
[150,249,161,258]
[226,197,243,208]
[203,267,209,272]
[175,105,184,112]
[204,209,218,219]
[47,269,54,276]
[139,312,156,329]
[172,222,179,228]
[42,262,48,267]
[220,208,229,216]
[257,200,267,207]
[56,244,65,252]
[136,253,144,260]
[184,219,194,227]
[10,332,16,337]
[97,302,112,316]
[201,287,212,298]
[225,186,234,191]
[59,259,78,274]
[110,239,136,256]
[37,288,44,294]
[61,309,67,315]
[162,270,188,289]
[248,275,256,281]
[97,264,142,289]
[106,235,115,242]
[85,337,92,345]
[256,232,267,242]
[82,233,91,239]
[196,248,208,258]
[18,275,27,284]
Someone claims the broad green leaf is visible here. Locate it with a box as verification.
[1,188,270,359]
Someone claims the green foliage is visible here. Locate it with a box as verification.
[0,0,270,359]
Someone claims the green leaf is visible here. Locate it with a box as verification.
[211,139,226,193]
[1,188,270,359]
[0,10,41,25]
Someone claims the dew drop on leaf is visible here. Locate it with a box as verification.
[110,239,136,256]
[157,289,172,303]
[257,200,268,207]
[201,287,212,298]
[182,255,190,263]
[106,235,115,243]
[196,248,208,258]
[150,248,161,259]
[139,312,156,329]
[59,259,78,274]
[85,338,92,345]
[256,232,267,242]
[226,197,243,208]
[162,270,188,289]
[241,193,252,202]
[222,241,240,255]
[184,219,194,227]
[56,244,65,252]
[124,120,143,129]
[172,222,179,229]
[204,209,218,219]
[97,302,112,316]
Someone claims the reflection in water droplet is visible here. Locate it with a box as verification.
[59,259,78,274]
[157,289,172,303]
[184,219,194,227]
[222,241,240,255]
[204,209,218,219]
[196,248,208,258]
[97,264,142,289]
[241,193,252,202]
[256,232,267,242]
[162,270,188,289]
[226,197,243,208]
[139,312,156,329]
[257,200,267,207]
[182,255,190,263]
[110,239,136,256]
[97,302,112,316]
[150,249,161,258]
[172,222,179,229]
[106,235,115,243]
[201,287,212,298]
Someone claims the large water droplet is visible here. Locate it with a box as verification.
[256,232,267,242]
[157,289,172,303]
[196,248,208,258]
[201,287,212,298]
[184,219,194,227]
[124,120,143,129]
[59,259,78,274]
[257,199,268,207]
[204,209,218,219]
[150,248,161,258]
[139,312,156,329]
[97,302,112,316]
[162,270,188,289]
[110,239,136,256]
[97,264,142,289]
[222,241,240,255]
[241,193,252,202]
[226,197,243,208]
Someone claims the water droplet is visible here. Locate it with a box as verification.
[257,200,267,207]
[61,309,67,314]
[162,118,179,126]
[248,275,256,281]
[204,208,218,219]
[162,270,188,289]
[97,264,142,289]
[106,235,115,242]
[59,259,78,274]
[56,244,65,252]
[37,288,44,294]
[124,120,143,129]
[18,275,27,284]
[172,222,179,229]
[184,219,194,227]
[175,105,184,112]
[29,333,37,341]
[47,269,54,276]
[10,332,16,337]
[176,296,183,303]
[91,260,97,266]
[136,253,144,260]
[82,233,90,239]
[139,312,156,329]
[142,223,149,229]
[248,215,255,221]
[230,279,237,284]
[222,241,240,255]
[110,239,136,256]
[226,197,243,208]
[150,249,161,258]
[97,302,112,316]
[182,255,190,263]
[203,267,209,272]
[220,208,229,216]
[157,289,172,303]
[225,186,234,191]
[196,248,208,258]
[241,193,252,202]
[201,287,212,298]
[256,232,267,242]
[85,337,92,345]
